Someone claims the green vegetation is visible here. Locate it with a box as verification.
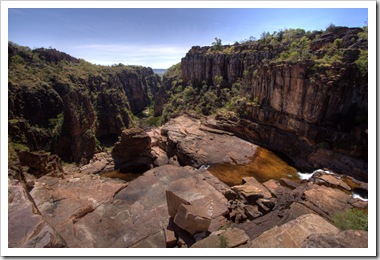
[48,113,64,137]
[355,49,368,75]
[211,37,223,51]
[333,208,368,231]
[218,236,228,248]
[136,100,162,129]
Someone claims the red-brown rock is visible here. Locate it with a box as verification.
[302,230,368,248]
[111,127,154,173]
[8,179,66,248]
[249,214,339,248]
[174,204,211,235]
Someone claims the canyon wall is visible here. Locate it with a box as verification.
[175,27,368,180]
[8,43,161,163]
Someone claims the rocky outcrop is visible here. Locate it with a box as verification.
[111,127,154,172]
[159,115,258,168]
[18,151,64,178]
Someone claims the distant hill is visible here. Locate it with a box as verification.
[153,69,167,77]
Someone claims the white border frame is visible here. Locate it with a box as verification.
[1,1,376,257]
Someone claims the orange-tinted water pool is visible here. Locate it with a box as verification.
[208,147,299,186]
[100,170,142,182]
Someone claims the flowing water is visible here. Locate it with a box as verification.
[208,147,299,187]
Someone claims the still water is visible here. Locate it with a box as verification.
[208,147,299,186]
[100,170,142,182]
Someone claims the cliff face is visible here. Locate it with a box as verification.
[8,43,161,163]
[167,27,368,180]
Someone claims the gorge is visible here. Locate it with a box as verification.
[7,25,368,249]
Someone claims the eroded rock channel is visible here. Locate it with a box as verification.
[8,115,368,248]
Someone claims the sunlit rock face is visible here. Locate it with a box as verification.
[176,27,367,181]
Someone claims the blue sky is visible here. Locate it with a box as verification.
[8,8,368,68]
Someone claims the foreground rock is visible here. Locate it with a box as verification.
[191,228,249,248]
[29,172,128,248]
[302,230,368,248]
[111,128,154,172]
[236,170,368,241]
[8,178,66,248]
[249,214,339,248]
[28,165,228,247]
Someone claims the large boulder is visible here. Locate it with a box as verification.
[165,190,191,218]
[111,127,154,173]
[173,204,211,235]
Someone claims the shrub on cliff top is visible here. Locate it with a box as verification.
[211,37,223,51]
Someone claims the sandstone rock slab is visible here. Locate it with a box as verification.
[165,190,191,218]
[318,174,351,191]
[302,230,368,248]
[244,205,263,220]
[232,177,272,205]
[29,172,128,247]
[249,214,339,248]
[191,228,249,248]
[279,178,300,189]
[8,179,66,248]
[28,165,228,247]
[162,115,258,167]
[174,204,211,235]
[303,184,352,219]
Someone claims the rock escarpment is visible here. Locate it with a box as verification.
[8,43,161,163]
[157,26,368,181]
